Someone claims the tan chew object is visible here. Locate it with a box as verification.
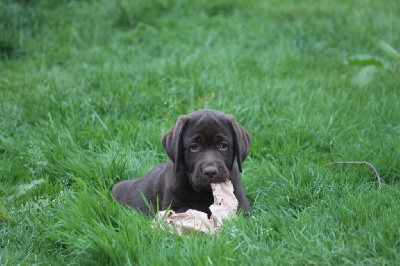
[153,180,238,235]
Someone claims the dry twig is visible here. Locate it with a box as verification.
[326,161,382,190]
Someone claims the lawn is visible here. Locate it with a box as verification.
[1,0,400,264]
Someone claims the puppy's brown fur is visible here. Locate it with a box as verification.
[112,109,251,216]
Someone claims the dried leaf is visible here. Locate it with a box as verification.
[351,66,377,87]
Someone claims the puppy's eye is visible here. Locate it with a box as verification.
[218,142,229,151]
[189,143,200,152]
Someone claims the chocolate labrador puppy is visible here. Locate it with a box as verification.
[112,109,251,216]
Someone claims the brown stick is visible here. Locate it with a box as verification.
[326,161,382,190]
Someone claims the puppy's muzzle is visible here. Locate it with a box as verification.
[198,162,228,184]
[202,165,219,177]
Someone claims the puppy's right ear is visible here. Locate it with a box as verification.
[161,115,189,173]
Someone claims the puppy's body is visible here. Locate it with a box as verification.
[112,109,251,216]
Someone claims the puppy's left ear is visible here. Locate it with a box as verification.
[161,115,189,173]
[224,114,251,173]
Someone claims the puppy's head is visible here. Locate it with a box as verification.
[161,109,251,193]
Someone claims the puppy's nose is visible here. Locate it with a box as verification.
[203,165,218,177]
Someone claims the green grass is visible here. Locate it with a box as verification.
[1,0,400,264]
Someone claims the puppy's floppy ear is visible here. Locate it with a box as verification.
[161,115,189,173]
[224,114,251,173]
